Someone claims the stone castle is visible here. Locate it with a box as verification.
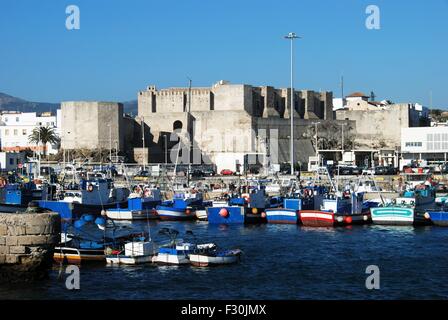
[60,80,342,169]
[136,80,334,167]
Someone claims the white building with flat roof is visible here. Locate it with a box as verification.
[401,126,448,168]
[0,110,61,155]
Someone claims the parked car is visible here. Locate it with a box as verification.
[191,169,205,178]
[338,166,353,175]
[220,169,234,176]
[385,166,399,175]
[362,167,375,175]
[202,168,216,176]
[134,170,150,180]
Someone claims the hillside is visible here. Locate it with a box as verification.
[0,92,138,116]
[0,92,59,113]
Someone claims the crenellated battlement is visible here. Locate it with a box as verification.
[137,81,333,120]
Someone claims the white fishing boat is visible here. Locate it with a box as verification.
[189,249,242,267]
[153,242,216,265]
[152,228,216,264]
[106,241,155,265]
[371,185,435,225]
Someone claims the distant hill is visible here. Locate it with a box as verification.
[122,100,138,116]
[0,92,59,114]
[0,92,138,117]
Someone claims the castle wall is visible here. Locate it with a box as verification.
[61,101,123,151]
[137,82,334,164]
[336,104,410,149]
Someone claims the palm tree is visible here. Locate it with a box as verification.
[28,126,60,158]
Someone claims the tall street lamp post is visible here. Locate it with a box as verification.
[284,32,301,175]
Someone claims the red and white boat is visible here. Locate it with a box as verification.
[299,191,370,227]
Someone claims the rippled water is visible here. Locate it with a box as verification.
[1,221,448,300]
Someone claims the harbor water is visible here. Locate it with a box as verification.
[1,221,448,300]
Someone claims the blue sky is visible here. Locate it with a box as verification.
[0,0,447,107]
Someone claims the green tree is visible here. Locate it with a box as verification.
[28,126,60,158]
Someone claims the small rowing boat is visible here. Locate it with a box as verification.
[189,249,242,267]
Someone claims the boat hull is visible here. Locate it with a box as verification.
[207,206,245,224]
[38,200,128,221]
[156,207,196,221]
[53,247,105,264]
[370,207,414,225]
[428,211,448,226]
[106,255,153,265]
[189,253,240,267]
[265,208,298,224]
[299,210,335,227]
[299,210,370,227]
[106,209,158,221]
[152,253,190,265]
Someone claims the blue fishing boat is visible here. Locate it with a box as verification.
[0,181,46,213]
[207,205,246,224]
[265,186,327,224]
[207,189,283,224]
[156,192,212,221]
[106,189,162,221]
[38,178,129,222]
[265,198,303,224]
[426,210,448,226]
[55,214,143,264]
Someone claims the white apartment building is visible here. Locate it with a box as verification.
[401,126,448,168]
[0,110,61,155]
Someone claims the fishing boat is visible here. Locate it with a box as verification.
[207,205,246,224]
[426,209,448,226]
[299,191,369,227]
[207,187,282,224]
[153,243,195,265]
[106,188,162,221]
[54,214,144,264]
[152,228,215,265]
[106,240,155,265]
[189,249,242,267]
[156,192,211,221]
[0,180,47,213]
[356,173,399,203]
[54,230,109,264]
[54,239,106,264]
[265,186,326,224]
[265,198,304,224]
[370,184,435,225]
[38,178,129,221]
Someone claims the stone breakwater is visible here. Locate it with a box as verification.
[0,212,60,282]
